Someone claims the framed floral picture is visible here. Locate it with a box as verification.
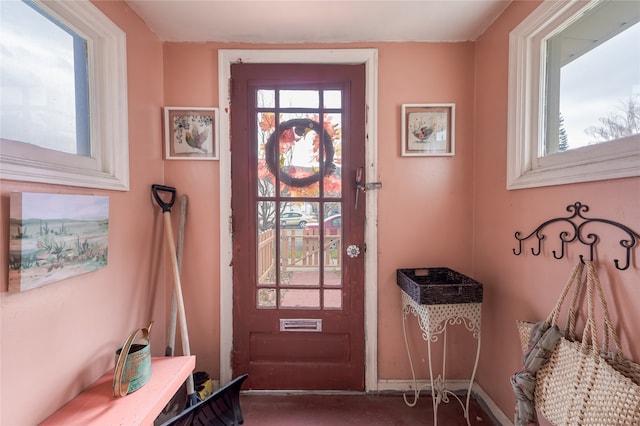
[164,107,218,160]
[401,104,455,156]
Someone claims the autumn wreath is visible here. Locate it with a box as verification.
[265,118,335,188]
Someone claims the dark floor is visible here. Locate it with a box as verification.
[239,392,495,425]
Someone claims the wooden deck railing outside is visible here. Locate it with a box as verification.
[257,228,341,282]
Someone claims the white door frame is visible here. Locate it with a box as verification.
[218,49,379,390]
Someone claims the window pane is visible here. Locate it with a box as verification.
[545,2,640,155]
[257,201,276,287]
[257,112,276,197]
[0,0,89,156]
[277,113,321,197]
[280,226,320,287]
[507,0,640,189]
[280,202,317,230]
[279,90,318,108]
[281,203,320,283]
[254,85,346,311]
[324,112,342,197]
[323,289,342,309]
[280,289,320,309]
[323,90,342,109]
[257,89,275,108]
[323,203,342,292]
[257,288,276,308]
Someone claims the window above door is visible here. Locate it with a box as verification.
[507,0,640,190]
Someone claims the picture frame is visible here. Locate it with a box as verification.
[164,107,219,160]
[401,103,455,157]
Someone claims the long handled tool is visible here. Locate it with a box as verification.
[152,184,199,407]
[166,194,188,357]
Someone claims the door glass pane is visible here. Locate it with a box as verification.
[280,201,317,229]
[280,200,320,288]
[280,289,320,309]
[323,204,342,290]
[277,113,321,198]
[324,112,342,198]
[255,86,344,311]
[324,90,342,109]
[257,288,276,309]
[279,90,318,108]
[257,112,276,197]
[257,89,275,108]
[323,289,342,309]
[257,201,276,288]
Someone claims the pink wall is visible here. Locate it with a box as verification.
[473,1,640,422]
[162,40,479,384]
[2,1,638,424]
[375,42,479,379]
[162,43,222,379]
[0,2,166,424]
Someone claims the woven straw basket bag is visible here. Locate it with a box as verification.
[517,261,640,425]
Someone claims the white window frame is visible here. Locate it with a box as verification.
[506,0,640,190]
[0,0,129,191]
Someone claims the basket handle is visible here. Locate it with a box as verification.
[546,261,585,334]
[112,322,153,397]
[581,261,622,357]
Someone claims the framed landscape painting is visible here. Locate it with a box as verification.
[8,192,109,292]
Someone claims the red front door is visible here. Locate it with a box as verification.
[231,63,366,390]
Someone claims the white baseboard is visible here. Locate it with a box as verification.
[472,383,513,426]
[376,379,513,426]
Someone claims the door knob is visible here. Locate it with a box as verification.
[346,245,361,258]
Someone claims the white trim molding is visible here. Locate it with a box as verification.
[218,49,379,390]
[0,0,129,191]
[506,0,640,190]
[378,379,513,425]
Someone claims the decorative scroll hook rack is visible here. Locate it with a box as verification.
[513,202,640,271]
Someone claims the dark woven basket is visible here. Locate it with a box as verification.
[397,268,483,305]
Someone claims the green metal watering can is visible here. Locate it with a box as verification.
[113,322,153,397]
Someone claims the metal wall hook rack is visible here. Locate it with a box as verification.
[513,202,640,271]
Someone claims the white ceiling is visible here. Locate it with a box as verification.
[124,1,512,43]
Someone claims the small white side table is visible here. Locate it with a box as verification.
[400,290,482,426]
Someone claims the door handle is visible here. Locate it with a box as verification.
[355,167,382,210]
[355,167,364,209]
[347,245,361,258]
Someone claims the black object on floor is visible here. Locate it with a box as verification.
[160,374,249,426]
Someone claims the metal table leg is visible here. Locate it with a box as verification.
[401,291,481,425]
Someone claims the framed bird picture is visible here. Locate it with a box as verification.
[164,107,219,160]
[401,104,455,157]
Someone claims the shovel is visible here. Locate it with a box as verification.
[152,184,199,407]
[166,194,188,357]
